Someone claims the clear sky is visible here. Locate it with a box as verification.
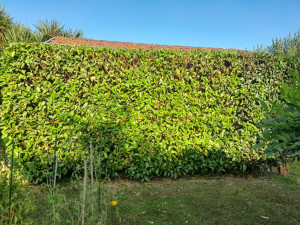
[1,0,300,50]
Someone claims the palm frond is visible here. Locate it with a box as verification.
[4,23,41,45]
[34,19,64,41]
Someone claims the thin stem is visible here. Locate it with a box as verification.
[54,155,58,187]
[82,160,87,225]
[52,135,58,188]
[8,139,15,225]
[90,141,94,185]
[98,131,103,215]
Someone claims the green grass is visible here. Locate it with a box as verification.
[108,165,300,225]
[2,163,300,225]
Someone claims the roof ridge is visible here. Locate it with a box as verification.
[45,36,244,52]
[44,36,57,44]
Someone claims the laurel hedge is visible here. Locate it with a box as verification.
[0,43,298,181]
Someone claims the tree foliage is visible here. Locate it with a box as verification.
[0,5,85,46]
[34,19,84,42]
[4,23,41,44]
[255,29,300,57]
[0,4,13,47]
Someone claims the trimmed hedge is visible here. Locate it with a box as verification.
[0,43,298,181]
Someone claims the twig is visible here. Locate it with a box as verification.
[53,156,58,187]
[98,131,103,214]
[8,139,15,225]
[82,160,87,225]
[90,141,94,185]
[52,135,58,188]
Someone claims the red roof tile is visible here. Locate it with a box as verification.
[46,36,243,52]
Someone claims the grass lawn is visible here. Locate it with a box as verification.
[2,163,300,225]
[105,163,300,225]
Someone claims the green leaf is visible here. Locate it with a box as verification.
[259,100,269,111]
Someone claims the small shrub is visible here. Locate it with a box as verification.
[256,70,300,165]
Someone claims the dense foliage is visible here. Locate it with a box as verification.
[0,4,84,47]
[33,19,84,42]
[3,22,41,44]
[0,43,299,181]
[0,4,13,47]
[256,70,300,164]
[255,29,300,57]
[2,19,85,46]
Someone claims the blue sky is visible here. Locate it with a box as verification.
[2,0,300,50]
